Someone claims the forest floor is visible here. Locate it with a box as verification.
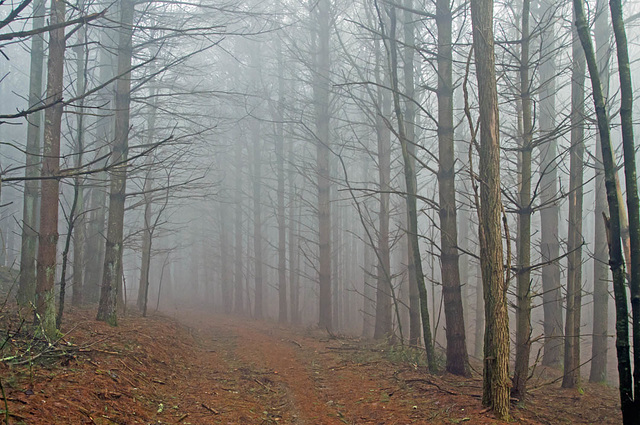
[0,304,623,425]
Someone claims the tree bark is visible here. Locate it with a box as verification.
[387,6,436,371]
[609,0,640,414]
[474,263,484,359]
[314,0,332,331]
[436,0,469,376]
[401,0,420,347]
[84,27,114,301]
[573,0,633,419]
[137,161,153,314]
[288,138,300,324]
[562,14,585,389]
[70,13,88,307]
[35,0,67,338]
[276,33,288,323]
[373,39,392,340]
[219,196,232,314]
[470,0,509,417]
[97,0,134,325]
[251,117,263,319]
[512,0,533,398]
[17,0,45,308]
[361,155,374,338]
[234,127,244,314]
[536,0,563,368]
[589,0,610,383]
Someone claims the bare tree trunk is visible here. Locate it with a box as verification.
[373,41,392,340]
[17,0,45,308]
[245,224,252,313]
[361,155,374,338]
[219,197,232,314]
[85,179,107,302]
[470,0,509,417]
[84,27,115,301]
[436,0,469,376]
[609,0,640,414]
[512,0,533,399]
[458,207,470,347]
[252,116,263,319]
[137,82,157,314]
[589,0,610,383]
[401,0,420,347]
[249,44,264,320]
[35,0,67,338]
[234,129,244,314]
[97,0,134,325]
[573,0,633,419]
[387,6,436,371]
[137,161,153,312]
[276,32,287,323]
[288,139,299,324]
[71,20,88,307]
[536,0,563,368]
[474,263,484,358]
[314,0,332,330]
[562,15,585,389]
[57,175,82,327]
[332,203,343,330]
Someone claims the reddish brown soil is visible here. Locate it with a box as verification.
[0,307,622,424]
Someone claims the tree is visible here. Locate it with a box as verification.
[469,0,509,417]
[589,0,610,384]
[288,137,300,324]
[609,0,640,416]
[573,0,635,420]
[385,4,436,371]
[251,105,264,320]
[401,0,420,347]
[234,126,245,314]
[562,10,585,389]
[275,29,288,323]
[373,34,392,340]
[313,0,332,330]
[35,0,67,339]
[536,0,563,368]
[71,10,88,307]
[17,0,45,309]
[84,8,118,304]
[512,0,534,398]
[97,0,135,325]
[436,0,469,376]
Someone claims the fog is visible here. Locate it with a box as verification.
[2,0,640,416]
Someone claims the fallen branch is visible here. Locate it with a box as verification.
[201,403,219,414]
[254,378,276,393]
[404,378,459,396]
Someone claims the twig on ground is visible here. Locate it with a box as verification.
[201,403,220,414]
[254,378,276,393]
[404,378,459,396]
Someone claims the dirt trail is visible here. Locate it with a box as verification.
[1,308,623,425]
[174,312,622,425]
[176,313,471,424]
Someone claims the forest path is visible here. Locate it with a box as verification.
[1,307,622,424]
[175,311,414,424]
[172,311,623,425]
[172,311,490,425]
